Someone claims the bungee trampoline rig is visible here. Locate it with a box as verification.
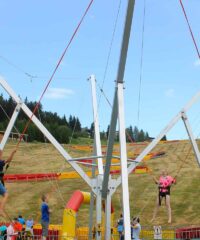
[1,0,200,239]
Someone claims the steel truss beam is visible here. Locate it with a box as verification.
[0,103,21,150]
[0,76,92,187]
[115,91,200,188]
[88,75,104,240]
[102,1,135,239]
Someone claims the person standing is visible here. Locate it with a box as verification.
[18,215,25,225]
[0,224,7,240]
[131,217,141,240]
[0,149,16,214]
[117,214,124,240]
[7,222,16,240]
[41,195,50,240]
[25,216,34,235]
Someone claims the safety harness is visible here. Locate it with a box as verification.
[158,176,176,206]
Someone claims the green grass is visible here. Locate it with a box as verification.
[1,139,200,227]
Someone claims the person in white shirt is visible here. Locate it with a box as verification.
[7,222,17,240]
[131,217,141,240]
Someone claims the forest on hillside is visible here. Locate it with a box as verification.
[0,95,152,143]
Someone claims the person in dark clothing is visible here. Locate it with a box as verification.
[41,195,51,240]
[117,214,124,240]
[0,149,16,214]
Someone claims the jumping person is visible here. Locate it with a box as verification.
[41,194,51,240]
[151,170,176,224]
[0,149,16,214]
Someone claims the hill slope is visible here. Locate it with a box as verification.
[1,140,200,227]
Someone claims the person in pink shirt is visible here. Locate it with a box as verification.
[151,170,176,223]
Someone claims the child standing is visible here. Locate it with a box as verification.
[41,195,51,240]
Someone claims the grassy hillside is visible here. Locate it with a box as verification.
[1,139,200,227]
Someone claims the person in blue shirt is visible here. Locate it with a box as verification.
[0,149,16,215]
[117,214,124,240]
[41,194,51,240]
[0,224,7,240]
[25,215,34,237]
[18,215,25,225]
[131,217,141,240]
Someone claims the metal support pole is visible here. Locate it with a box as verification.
[102,89,118,199]
[88,143,97,240]
[105,185,112,240]
[0,103,21,150]
[96,175,102,240]
[68,155,104,162]
[182,111,200,166]
[102,0,135,200]
[88,191,95,240]
[88,74,104,239]
[89,74,104,174]
[117,83,131,239]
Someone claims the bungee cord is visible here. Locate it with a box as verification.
[179,0,200,59]
[137,0,146,128]
[0,55,37,82]
[15,0,95,149]
[96,0,122,110]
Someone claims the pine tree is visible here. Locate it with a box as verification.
[161,135,167,141]
[126,125,134,142]
[75,117,81,132]
[133,126,139,142]
[106,125,110,139]
[69,115,73,129]
[90,123,94,138]
[145,131,149,141]
[138,129,145,142]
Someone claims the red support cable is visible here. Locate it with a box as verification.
[16,0,94,148]
[179,0,200,59]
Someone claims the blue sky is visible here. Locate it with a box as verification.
[0,0,200,140]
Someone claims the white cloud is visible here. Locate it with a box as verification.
[45,87,74,99]
[165,88,175,98]
[194,59,200,67]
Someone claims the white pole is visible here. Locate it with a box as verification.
[89,74,104,175]
[0,103,21,150]
[118,83,131,239]
[88,74,104,240]
[182,111,200,166]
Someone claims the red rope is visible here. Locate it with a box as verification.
[179,0,200,59]
[16,0,94,148]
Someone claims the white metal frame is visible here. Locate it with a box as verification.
[101,1,135,239]
[0,103,21,150]
[89,75,104,175]
[2,0,200,239]
[0,76,92,187]
[115,92,200,189]
[88,75,104,240]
